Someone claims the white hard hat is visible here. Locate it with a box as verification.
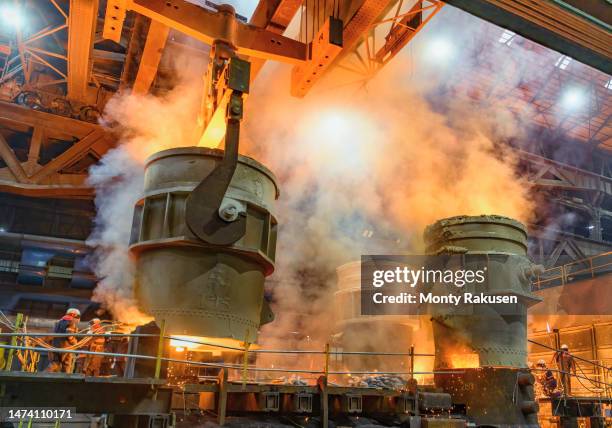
[561,344,569,350]
[90,318,101,324]
[537,359,546,366]
[66,308,81,317]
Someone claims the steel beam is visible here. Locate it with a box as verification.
[132,20,169,95]
[121,14,150,86]
[0,102,113,197]
[0,101,100,139]
[24,126,45,175]
[103,0,129,43]
[374,1,444,65]
[443,0,612,75]
[546,237,586,267]
[250,0,303,33]
[30,129,110,184]
[291,17,343,97]
[0,178,92,198]
[26,126,44,165]
[0,134,29,183]
[342,0,393,57]
[290,0,392,97]
[67,0,99,102]
[0,372,172,415]
[92,49,127,62]
[0,231,91,252]
[249,0,303,79]
[519,150,612,197]
[129,0,307,64]
[528,225,610,266]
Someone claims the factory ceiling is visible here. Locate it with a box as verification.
[0,0,610,199]
[444,0,611,75]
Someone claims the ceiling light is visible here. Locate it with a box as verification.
[560,86,587,110]
[0,4,25,30]
[425,37,454,64]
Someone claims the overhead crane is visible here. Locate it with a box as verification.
[96,1,446,238]
[0,0,609,200]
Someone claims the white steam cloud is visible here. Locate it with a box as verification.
[243,6,540,367]
[87,6,545,354]
[87,54,205,323]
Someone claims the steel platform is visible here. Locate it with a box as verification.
[0,371,173,415]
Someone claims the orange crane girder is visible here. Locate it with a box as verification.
[291,17,344,98]
[290,0,392,97]
[126,0,308,64]
[67,0,99,102]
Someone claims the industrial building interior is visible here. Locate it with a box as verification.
[0,0,610,427]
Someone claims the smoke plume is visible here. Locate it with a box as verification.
[87,6,541,349]
[87,48,206,324]
[243,6,539,366]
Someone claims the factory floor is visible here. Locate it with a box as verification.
[175,415,400,427]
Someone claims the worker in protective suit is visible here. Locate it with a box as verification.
[46,308,80,373]
[535,359,560,398]
[83,318,107,376]
[552,344,576,396]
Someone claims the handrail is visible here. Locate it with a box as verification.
[0,327,438,386]
[528,339,611,371]
[0,332,434,356]
[0,343,451,377]
[3,330,610,396]
[1,342,610,390]
[529,338,612,399]
[3,337,609,371]
[532,251,612,289]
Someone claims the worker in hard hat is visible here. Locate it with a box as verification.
[552,344,576,396]
[534,359,560,398]
[83,318,107,376]
[46,308,80,373]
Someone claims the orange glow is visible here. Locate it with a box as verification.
[448,353,480,368]
[198,112,226,148]
[197,90,231,149]
[413,358,434,384]
[110,311,154,332]
[169,335,256,353]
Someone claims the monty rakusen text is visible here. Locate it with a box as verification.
[369,266,518,306]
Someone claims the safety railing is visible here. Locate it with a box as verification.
[532,251,612,289]
[0,326,444,428]
[4,333,610,387]
[0,328,446,387]
[2,324,611,399]
[528,339,612,400]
